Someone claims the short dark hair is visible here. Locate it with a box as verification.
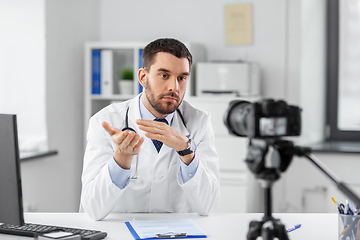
[142,38,193,72]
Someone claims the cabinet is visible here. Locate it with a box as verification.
[187,96,260,213]
[84,41,206,135]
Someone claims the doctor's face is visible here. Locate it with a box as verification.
[140,52,190,117]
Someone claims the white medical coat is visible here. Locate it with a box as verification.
[80,95,220,220]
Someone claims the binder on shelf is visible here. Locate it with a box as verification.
[125,219,207,240]
[101,50,114,96]
[91,50,101,94]
[138,49,143,94]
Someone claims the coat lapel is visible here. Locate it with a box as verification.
[128,97,190,161]
[157,107,190,160]
[127,96,158,160]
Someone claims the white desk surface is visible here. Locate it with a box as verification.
[1,212,338,240]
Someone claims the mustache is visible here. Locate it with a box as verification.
[159,92,180,100]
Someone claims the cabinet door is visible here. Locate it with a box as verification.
[188,99,249,171]
[189,99,249,213]
[214,173,248,213]
[215,136,247,171]
[188,101,229,136]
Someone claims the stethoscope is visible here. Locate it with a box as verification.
[122,106,187,179]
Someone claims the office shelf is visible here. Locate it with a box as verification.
[90,94,136,101]
[20,150,58,162]
[84,41,147,134]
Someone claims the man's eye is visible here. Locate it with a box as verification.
[160,74,168,79]
[178,76,187,81]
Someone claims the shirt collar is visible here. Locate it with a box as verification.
[139,93,174,125]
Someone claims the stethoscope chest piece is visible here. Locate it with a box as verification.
[122,127,136,132]
[122,107,136,133]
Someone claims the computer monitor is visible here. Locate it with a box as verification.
[0,114,24,225]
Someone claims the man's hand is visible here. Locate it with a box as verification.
[136,119,194,165]
[102,122,144,169]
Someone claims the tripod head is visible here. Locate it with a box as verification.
[245,138,295,183]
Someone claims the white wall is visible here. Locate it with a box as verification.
[273,0,328,213]
[18,0,359,213]
[100,0,289,99]
[20,0,100,212]
[0,0,47,152]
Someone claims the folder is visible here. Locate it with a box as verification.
[91,49,101,95]
[125,219,207,239]
[101,49,114,96]
[138,49,143,93]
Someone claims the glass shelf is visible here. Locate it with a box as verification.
[20,150,58,161]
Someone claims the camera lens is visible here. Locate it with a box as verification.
[224,99,301,138]
[223,100,251,137]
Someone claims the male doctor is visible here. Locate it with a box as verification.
[80,38,220,220]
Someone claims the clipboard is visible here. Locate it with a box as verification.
[125,219,207,239]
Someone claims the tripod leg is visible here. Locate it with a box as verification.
[247,220,262,240]
[274,218,289,240]
[261,220,275,240]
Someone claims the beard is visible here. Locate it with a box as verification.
[144,77,185,115]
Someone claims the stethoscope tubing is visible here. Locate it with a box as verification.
[122,106,187,179]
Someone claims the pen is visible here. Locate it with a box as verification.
[286,224,301,233]
[332,197,345,214]
[346,200,354,215]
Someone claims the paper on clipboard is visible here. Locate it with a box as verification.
[125,219,207,239]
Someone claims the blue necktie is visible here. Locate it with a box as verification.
[152,118,168,152]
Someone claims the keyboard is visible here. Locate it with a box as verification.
[0,222,107,240]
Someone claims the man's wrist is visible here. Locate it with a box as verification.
[114,149,133,169]
[177,138,196,156]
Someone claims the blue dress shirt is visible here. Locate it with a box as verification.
[108,95,199,189]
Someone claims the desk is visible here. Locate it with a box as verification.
[0,212,338,239]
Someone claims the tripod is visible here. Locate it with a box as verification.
[245,138,360,240]
[245,139,291,240]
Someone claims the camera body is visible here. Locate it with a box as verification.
[224,99,301,138]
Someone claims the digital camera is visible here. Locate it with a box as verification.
[223,99,301,138]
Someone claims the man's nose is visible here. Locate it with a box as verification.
[167,77,179,91]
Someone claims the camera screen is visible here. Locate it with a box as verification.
[259,117,287,136]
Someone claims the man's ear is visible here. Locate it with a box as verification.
[138,68,146,88]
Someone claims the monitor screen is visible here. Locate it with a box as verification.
[0,114,24,225]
